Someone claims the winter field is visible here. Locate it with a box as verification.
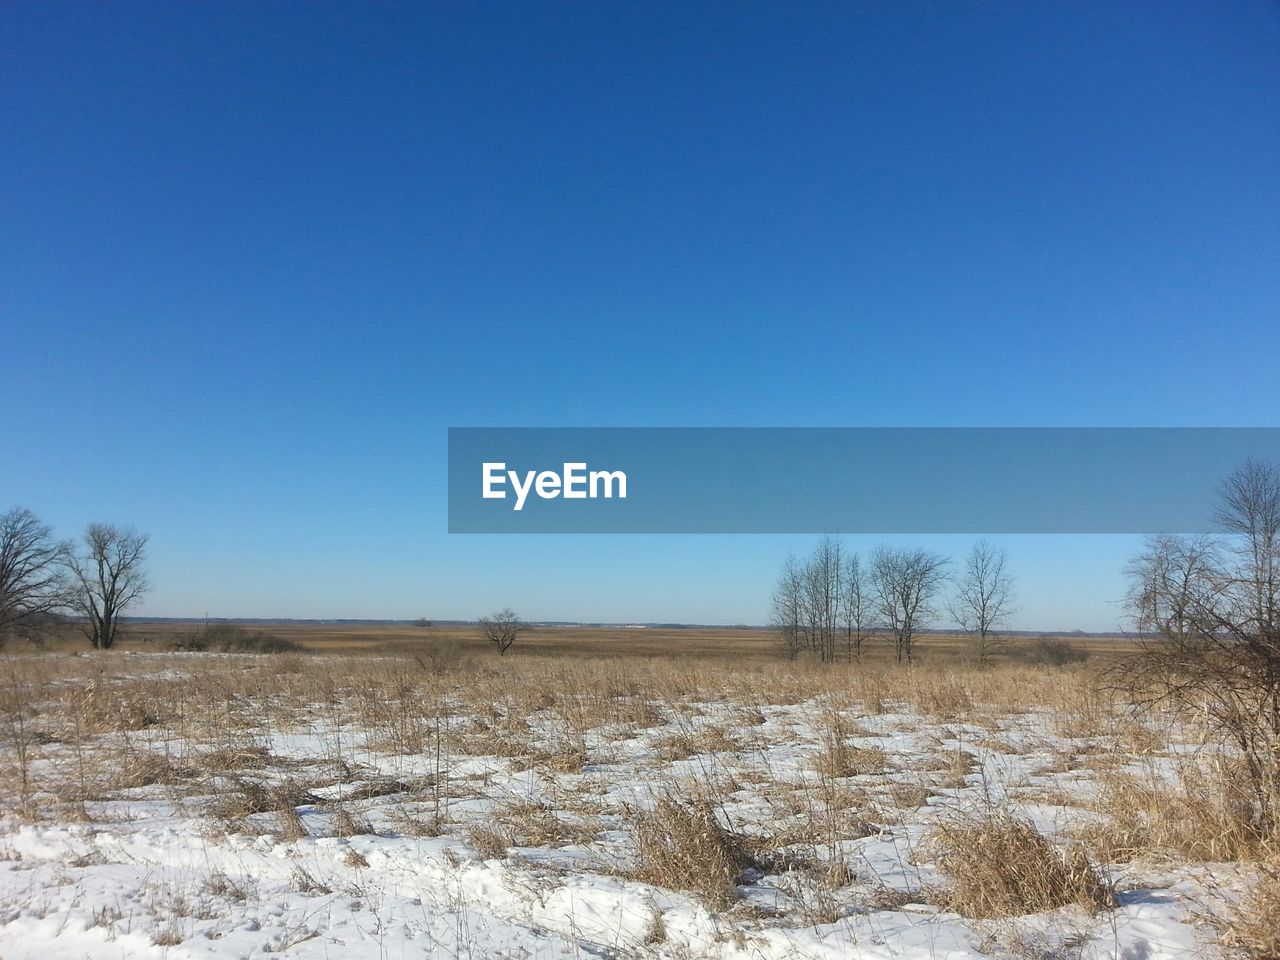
[0,640,1275,960]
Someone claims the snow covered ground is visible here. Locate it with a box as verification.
[0,652,1260,958]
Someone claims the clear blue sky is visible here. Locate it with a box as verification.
[2,2,1277,630]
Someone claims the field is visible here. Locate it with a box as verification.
[87,620,1137,661]
[0,625,1273,959]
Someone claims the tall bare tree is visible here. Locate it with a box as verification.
[951,540,1016,665]
[771,537,854,663]
[1125,534,1218,645]
[1217,459,1280,642]
[479,607,528,656]
[841,551,873,661]
[771,553,806,660]
[870,546,949,664]
[805,535,843,663]
[1124,460,1280,831]
[0,507,69,644]
[64,524,149,650]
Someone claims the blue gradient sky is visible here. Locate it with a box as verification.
[2,2,1277,630]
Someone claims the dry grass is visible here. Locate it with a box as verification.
[466,822,512,860]
[32,618,1139,663]
[815,738,889,780]
[330,802,372,837]
[910,674,974,718]
[1213,858,1280,959]
[388,804,446,837]
[928,809,1115,919]
[525,741,590,774]
[631,792,756,908]
[918,745,978,789]
[0,636,1259,937]
[1080,760,1276,864]
[113,751,191,789]
[151,920,185,946]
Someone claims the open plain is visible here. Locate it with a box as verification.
[0,625,1273,959]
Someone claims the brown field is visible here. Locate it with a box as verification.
[53,619,1139,662]
[1,621,1270,957]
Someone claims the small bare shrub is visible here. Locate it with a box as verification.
[479,608,528,656]
[1121,463,1280,835]
[171,623,302,654]
[1025,637,1089,666]
[413,638,463,674]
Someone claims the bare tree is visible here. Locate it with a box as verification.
[804,535,843,663]
[771,537,849,663]
[841,551,873,661]
[63,524,150,650]
[0,507,69,645]
[771,553,806,660]
[1125,534,1219,645]
[1217,459,1280,644]
[870,546,949,664]
[951,540,1016,665]
[479,607,528,656]
[1124,460,1280,831]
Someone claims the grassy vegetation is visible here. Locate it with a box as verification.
[0,633,1269,956]
[16,617,1138,662]
[168,623,303,654]
[927,808,1115,919]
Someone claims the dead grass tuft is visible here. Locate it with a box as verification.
[196,745,272,773]
[467,822,512,860]
[631,793,756,907]
[210,778,317,840]
[911,675,974,718]
[929,809,1114,919]
[528,743,589,774]
[816,739,888,780]
[115,751,191,789]
[1080,761,1275,863]
[274,805,307,840]
[330,802,372,837]
[291,866,332,895]
[151,921,185,946]
[389,805,445,837]
[1213,858,1280,959]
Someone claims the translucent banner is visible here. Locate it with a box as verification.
[447,427,1280,533]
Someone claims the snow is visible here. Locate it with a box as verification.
[0,654,1253,959]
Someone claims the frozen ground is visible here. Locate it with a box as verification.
[0,652,1258,958]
